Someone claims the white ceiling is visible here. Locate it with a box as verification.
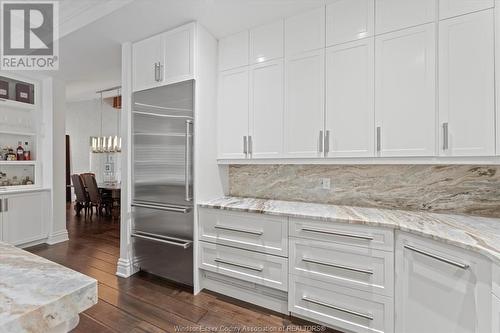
[51,0,333,101]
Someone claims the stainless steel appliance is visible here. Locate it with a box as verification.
[131,80,194,286]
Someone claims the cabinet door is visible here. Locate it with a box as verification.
[494,294,500,333]
[285,7,325,56]
[375,0,436,34]
[284,49,325,158]
[326,0,375,46]
[440,0,494,20]
[3,192,48,246]
[163,24,194,84]
[217,67,249,159]
[250,20,284,64]
[375,23,436,157]
[249,59,284,158]
[133,34,163,92]
[219,31,249,71]
[325,39,374,158]
[395,233,491,333]
[439,10,495,156]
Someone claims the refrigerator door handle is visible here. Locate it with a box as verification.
[185,119,193,202]
[131,231,192,249]
[132,201,192,213]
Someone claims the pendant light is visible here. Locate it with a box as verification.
[91,86,122,153]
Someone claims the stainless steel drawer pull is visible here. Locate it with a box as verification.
[214,258,264,272]
[214,225,263,236]
[404,245,469,270]
[132,201,192,213]
[302,258,373,275]
[442,122,449,151]
[318,130,324,153]
[131,231,192,249]
[301,227,374,241]
[302,296,374,321]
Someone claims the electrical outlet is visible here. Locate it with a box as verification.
[321,178,331,190]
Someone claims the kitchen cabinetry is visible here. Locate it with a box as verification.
[494,294,500,333]
[219,30,249,71]
[250,20,283,64]
[439,10,495,156]
[375,0,436,34]
[395,232,491,333]
[439,0,494,20]
[284,49,325,158]
[132,23,194,92]
[285,7,325,56]
[217,67,249,159]
[1,191,48,246]
[326,0,374,46]
[375,23,436,157]
[249,59,284,158]
[325,38,374,157]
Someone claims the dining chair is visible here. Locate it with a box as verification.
[71,174,90,219]
[81,173,112,217]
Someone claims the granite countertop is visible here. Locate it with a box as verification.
[199,197,500,264]
[0,242,98,333]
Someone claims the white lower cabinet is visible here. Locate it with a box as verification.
[1,191,49,246]
[199,241,288,291]
[395,232,492,333]
[289,275,394,333]
[198,209,496,333]
[290,237,394,297]
[493,294,500,333]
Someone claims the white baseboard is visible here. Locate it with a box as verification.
[116,258,139,278]
[46,229,69,245]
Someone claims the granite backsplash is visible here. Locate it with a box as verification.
[228,164,500,218]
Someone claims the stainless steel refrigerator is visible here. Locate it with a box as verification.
[131,80,194,286]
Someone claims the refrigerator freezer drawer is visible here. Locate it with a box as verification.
[132,201,193,239]
[132,233,193,286]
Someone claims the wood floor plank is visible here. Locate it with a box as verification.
[72,313,115,333]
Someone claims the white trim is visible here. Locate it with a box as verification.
[46,229,69,245]
[116,258,139,278]
[218,156,500,165]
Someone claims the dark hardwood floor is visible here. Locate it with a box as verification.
[27,204,341,333]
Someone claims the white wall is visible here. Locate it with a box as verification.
[65,97,121,183]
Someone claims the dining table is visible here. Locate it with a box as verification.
[69,182,121,219]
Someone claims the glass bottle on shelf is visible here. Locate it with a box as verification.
[23,141,31,160]
[16,141,24,160]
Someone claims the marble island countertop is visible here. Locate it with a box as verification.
[0,242,97,333]
[199,197,500,264]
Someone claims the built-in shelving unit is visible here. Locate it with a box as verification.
[0,74,40,189]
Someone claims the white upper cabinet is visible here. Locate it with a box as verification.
[164,25,194,84]
[325,39,374,158]
[133,34,163,92]
[375,23,436,157]
[217,67,249,159]
[439,10,495,157]
[284,49,325,158]
[250,20,284,64]
[375,0,437,34]
[249,59,284,158]
[219,30,249,71]
[326,0,375,46]
[440,0,494,20]
[285,7,325,56]
[132,23,194,92]
[395,233,491,333]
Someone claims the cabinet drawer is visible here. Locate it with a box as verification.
[198,208,288,256]
[290,217,393,251]
[290,275,394,333]
[199,241,288,291]
[290,238,393,297]
[493,263,500,298]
